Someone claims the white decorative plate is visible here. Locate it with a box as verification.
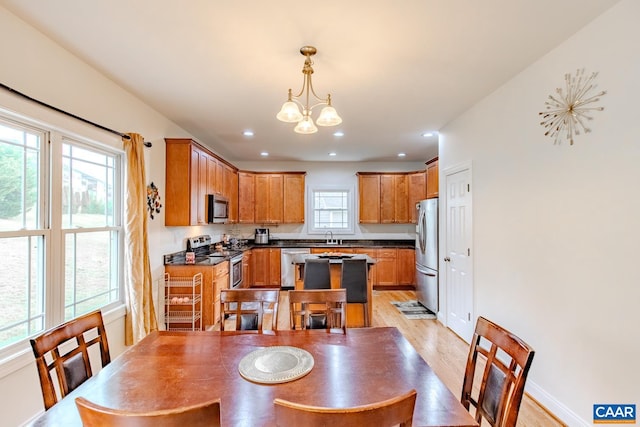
[238,346,314,384]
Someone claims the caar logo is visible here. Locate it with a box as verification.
[594,404,636,424]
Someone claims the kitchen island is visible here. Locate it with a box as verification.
[292,253,375,327]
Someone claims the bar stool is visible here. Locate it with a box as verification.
[303,258,331,289]
[340,258,369,326]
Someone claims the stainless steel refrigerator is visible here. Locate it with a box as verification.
[415,199,438,313]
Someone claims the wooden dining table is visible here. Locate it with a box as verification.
[30,327,478,426]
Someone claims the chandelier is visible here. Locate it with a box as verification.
[276,46,342,134]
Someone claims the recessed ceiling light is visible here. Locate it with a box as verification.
[329,152,337,156]
[398,152,406,157]
[243,130,254,137]
[260,152,269,157]
[421,132,433,138]
[333,131,344,137]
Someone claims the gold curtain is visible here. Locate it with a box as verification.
[122,133,158,345]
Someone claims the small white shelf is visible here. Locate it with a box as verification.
[164,272,202,331]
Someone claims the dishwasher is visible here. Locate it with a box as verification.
[280,248,311,290]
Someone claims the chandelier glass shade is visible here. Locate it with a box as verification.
[277,46,342,134]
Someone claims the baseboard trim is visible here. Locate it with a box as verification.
[526,380,590,427]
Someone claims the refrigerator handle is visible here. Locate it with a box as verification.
[418,208,427,253]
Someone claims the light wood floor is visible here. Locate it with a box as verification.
[269,289,566,427]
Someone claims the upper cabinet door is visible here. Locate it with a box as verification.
[358,174,380,223]
[164,138,207,226]
[360,173,410,224]
[238,172,255,224]
[227,167,238,223]
[407,171,426,223]
[426,159,439,199]
[283,173,305,223]
[380,175,395,223]
[254,174,283,224]
[268,174,284,223]
[394,174,409,223]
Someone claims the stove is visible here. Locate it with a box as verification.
[187,235,244,287]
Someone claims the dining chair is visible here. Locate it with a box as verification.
[461,316,535,427]
[303,258,331,289]
[30,309,111,410]
[219,288,279,332]
[340,258,369,326]
[75,397,221,427]
[274,388,417,427]
[288,288,346,333]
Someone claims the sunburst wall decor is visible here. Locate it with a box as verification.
[539,68,606,145]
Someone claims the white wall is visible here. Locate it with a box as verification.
[439,0,640,425]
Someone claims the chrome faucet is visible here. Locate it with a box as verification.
[324,230,335,244]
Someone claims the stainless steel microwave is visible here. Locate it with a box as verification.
[207,194,229,223]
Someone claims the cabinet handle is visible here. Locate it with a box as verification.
[444,257,451,262]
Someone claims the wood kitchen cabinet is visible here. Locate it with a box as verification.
[214,158,224,196]
[255,174,283,224]
[224,165,238,223]
[397,248,416,286]
[242,250,252,287]
[375,248,397,288]
[212,261,229,328]
[283,173,305,223]
[358,171,423,224]
[251,248,281,288]
[358,174,380,223]
[407,171,426,223]
[239,172,306,224]
[238,172,255,223]
[165,138,209,226]
[380,174,409,223]
[206,154,217,197]
[165,138,238,226]
[426,158,439,199]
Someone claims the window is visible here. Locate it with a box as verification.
[0,119,46,349]
[308,187,354,234]
[62,140,121,320]
[0,112,123,353]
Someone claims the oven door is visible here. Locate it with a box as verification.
[230,256,243,288]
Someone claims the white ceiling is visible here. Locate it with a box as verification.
[1,0,620,163]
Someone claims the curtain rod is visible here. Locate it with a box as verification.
[0,82,152,147]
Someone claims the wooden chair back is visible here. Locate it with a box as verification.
[303,258,331,289]
[219,288,279,332]
[461,316,535,427]
[288,289,346,333]
[274,388,417,426]
[30,310,111,410]
[340,258,369,326]
[75,397,221,427]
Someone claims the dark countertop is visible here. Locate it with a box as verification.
[164,239,414,266]
[291,253,376,264]
[164,254,229,267]
[252,239,414,249]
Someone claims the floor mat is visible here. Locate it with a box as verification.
[390,300,437,320]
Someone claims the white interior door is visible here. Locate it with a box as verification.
[444,167,473,341]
